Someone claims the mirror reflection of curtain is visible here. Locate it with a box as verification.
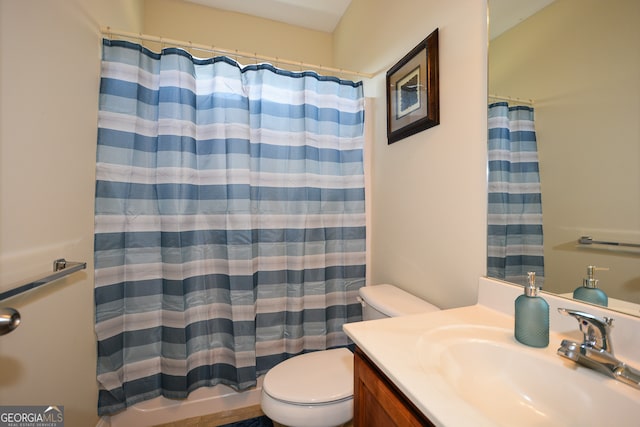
[487,102,544,286]
[94,39,366,415]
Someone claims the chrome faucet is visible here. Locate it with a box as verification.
[557,308,640,389]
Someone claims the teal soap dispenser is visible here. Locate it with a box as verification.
[573,265,609,307]
[514,272,549,348]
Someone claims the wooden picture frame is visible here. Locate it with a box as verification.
[386,28,439,144]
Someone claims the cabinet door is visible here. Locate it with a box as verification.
[353,347,433,427]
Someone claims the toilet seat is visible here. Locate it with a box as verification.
[263,347,354,405]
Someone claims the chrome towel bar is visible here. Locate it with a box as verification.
[578,236,640,249]
[0,258,87,302]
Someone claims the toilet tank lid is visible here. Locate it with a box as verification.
[359,284,440,316]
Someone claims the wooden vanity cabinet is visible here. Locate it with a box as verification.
[353,347,435,427]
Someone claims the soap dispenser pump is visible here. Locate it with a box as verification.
[573,265,609,307]
[514,272,549,348]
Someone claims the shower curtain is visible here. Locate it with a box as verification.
[94,39,366,415]
[487,102,544,285]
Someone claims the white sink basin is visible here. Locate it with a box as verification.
[417,325,640,426]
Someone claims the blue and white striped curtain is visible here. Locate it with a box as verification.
[94,39,366,415]
[487,102,544,285]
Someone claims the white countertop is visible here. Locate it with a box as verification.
[345,304,515,426]
[344,277,640,426]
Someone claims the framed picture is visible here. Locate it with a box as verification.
[386,28,439,144]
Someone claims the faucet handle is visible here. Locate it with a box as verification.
[558,308,614,352]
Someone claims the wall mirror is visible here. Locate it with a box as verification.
[487,0,640,316]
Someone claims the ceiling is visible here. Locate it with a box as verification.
[488,0,555,39]
[184,0,555,37]
[183,0,353,33]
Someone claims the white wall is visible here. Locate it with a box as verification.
[489,0,640,303]
[334,0,489,309]
[0,1,143,426]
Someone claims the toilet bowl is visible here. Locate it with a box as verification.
[261,348,354,427]
[260,284,440,427]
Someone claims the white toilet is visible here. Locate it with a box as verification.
[260,284,440,427]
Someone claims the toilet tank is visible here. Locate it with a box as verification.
[358,284,440,320]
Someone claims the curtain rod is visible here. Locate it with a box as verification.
[101,27,374,80]
[489,93,535,106]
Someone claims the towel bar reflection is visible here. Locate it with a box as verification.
[578,236,640,249]
[0,258,87,302]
